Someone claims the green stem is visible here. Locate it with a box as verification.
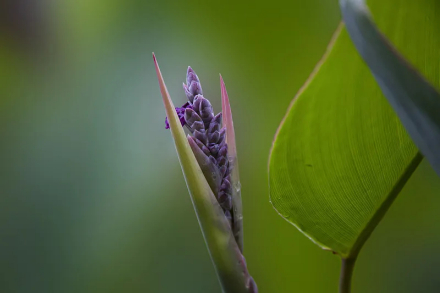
[339,257,357,293]
[337,153,422,293]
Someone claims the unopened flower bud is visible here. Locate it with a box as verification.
[185,108,202,127]
[193,95,203,112]
[201,145,211,156]
[186,67,200,85]
[208,113,221,135]
[217,127,226,144]
[209,131,220,143]
[209,122,221,134]
[195,138,205,149]
[209,156,217,165]
[208,143,219,156]
[194,130,208,145]
[219,165,228,177]
[217,156,227,167]
[212,112,222,125]
[199,97,214,125]
[193,138,210,155]
[183,83,194,103]
[192,121,205,132]
[165,102,193,129]
[189,80,203,97]
[218,192,232,210]
[219,144,228,157]
[220,178,231,192]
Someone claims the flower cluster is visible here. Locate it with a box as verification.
[166,67,234,226]
[162,65,258,293]
[164,102,192,129]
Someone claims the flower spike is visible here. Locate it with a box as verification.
[153,53,257,293]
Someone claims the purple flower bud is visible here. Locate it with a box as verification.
[193,95,203,113]
[218,191,232,210]
[208,143,219,156]
[187,72,198,85]
[209,131,220,143]
[217,127,226,144]
[185,67,203,102]
[184,108,202,127]
[218,140,226,149]
[220,178,231,192]
[219,144,228,157]
[199,98,214,123]
[201,145,211,156]
[165,102,193,129]
[212,112,222,125]
[218,190,226,198]
[217,156,227,167]
[219,165,228,177]
[192,121,205,132]
[187,136,222,195]
[186,67,200,85]
[194,138,205,148]
[208,115,221,133]
[209,155,217,165]
[194,130,208,145]
[194,138,210,155]
[183,83,194,103]
[189,80,203,97]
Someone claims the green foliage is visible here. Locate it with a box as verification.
[341,0,440,177]
[269,0,440,258]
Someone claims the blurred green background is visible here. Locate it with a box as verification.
[1,0,440,292]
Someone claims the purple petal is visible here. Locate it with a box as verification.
[165,102,193,129]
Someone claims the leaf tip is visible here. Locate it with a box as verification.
[152,52,159,70]
[152,53,170,104]
[220,75,228,102]
[152,52,160,75]
[220,74,231,122]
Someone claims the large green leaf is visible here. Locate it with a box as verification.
[269,0,439,258]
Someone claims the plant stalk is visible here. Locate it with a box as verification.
[339,257,357,293]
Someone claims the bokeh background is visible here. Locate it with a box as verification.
[1,0,440,292]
